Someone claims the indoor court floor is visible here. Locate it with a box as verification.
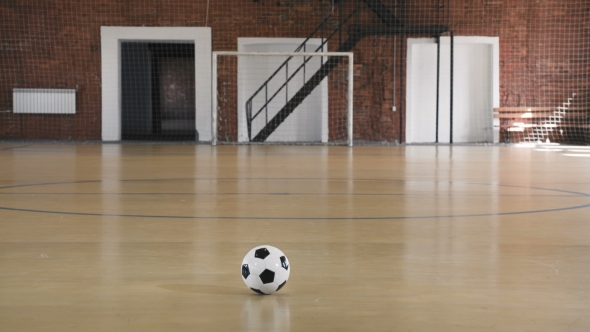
[1,142,589,331]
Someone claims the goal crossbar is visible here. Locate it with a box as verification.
[212,51,354,146]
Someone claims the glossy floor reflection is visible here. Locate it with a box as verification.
[0,143,589,331]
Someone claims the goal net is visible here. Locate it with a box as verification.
[212,51,353,146]
[0,1,588,145]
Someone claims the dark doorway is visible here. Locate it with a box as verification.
[121,42,196,141]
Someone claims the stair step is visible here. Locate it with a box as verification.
[507,127,525,132]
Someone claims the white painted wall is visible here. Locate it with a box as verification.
[237,38,328,142]
[101,27,211,141]
[406,37,499,144]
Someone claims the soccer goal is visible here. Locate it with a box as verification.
[212,51,353,146]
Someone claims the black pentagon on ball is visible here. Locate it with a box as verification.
[259,269,275,284]
[276,280,287,291]
[280,256,289,270]
[250,288,266,295]
[254,248,270,259]
[242,264,250,279]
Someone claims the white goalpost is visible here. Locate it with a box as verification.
[212,51,354,146]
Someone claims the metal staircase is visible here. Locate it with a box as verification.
[521,94,576,143]
[245,9,360,142]
[246,0,450,142]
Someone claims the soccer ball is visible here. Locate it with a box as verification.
[241,245,290,295]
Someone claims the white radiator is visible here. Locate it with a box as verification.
[13,88,76,114]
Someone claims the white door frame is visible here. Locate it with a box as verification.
[101,27,211,141]
[406,36,500,143]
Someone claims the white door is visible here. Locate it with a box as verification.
[406,37,499,143]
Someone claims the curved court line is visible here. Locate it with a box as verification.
[1,177,589,195]
[0,178,589,220]
[0,192,584,198]
[0,144,33,151]
[0,203,589,220]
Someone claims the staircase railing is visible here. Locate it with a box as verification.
[523,93,577,143]
[244,9,358,141]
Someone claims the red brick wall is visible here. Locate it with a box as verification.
[0,0,588,142]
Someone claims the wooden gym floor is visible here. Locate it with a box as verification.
[0,143,589,331]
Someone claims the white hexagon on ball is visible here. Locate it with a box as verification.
[241,245,290,295]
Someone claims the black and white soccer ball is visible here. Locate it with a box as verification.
[241,245,290,295]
